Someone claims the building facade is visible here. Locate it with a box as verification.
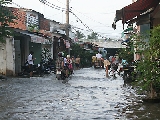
[0,6,73,76]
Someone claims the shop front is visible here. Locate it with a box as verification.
[13,31,52,75]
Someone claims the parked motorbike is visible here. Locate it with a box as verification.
[18,60,30,76]
[18,60,51,77]
[18,64,40,77]
[38,58,57,75]
[47,58,56,74]
[39,60,51,74]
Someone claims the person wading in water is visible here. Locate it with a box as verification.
[75,55,80,70]
[103,58,111,77]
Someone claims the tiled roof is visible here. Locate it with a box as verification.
[9,7,27,30]
[7,7,60,38]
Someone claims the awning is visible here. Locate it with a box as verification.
[116,0,159,24]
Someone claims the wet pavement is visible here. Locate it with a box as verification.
[0,67,160,120]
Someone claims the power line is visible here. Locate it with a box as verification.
[39,0,109,38]
[68,7,113,28]
[11,0,111,39]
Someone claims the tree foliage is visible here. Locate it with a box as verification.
[0,0,16,43]
[118,48,134,64]
[133,25,160,98]
[76,30,85,39]
[41,48,52,61]
[87,32,98,39]
[118,41,134,64]
[70,43,95,67]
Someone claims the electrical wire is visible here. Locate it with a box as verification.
[38,0,109,38]
[68,6,113,28]
[10,0,113,39]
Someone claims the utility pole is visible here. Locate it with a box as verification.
[66,0,70,55]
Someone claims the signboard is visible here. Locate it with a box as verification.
[31,36,52,44]
[65,40,70,48]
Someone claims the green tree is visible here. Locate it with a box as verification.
[76,30,85,39]
[133,25,160,99]
[41,48,52,61]
[0,0,16,43]
[87,32,98,39]
[70,43,94,67]
[118,40,134,64]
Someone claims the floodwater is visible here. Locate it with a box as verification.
[0,67,160,120]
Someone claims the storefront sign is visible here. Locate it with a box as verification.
[65,40,70,48]
[31,36,52,44]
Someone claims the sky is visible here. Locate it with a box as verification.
[8,0,132,39]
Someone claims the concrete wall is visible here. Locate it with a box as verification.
[6,37,15,76]
[0,37,15,76]
[0,43,7,75]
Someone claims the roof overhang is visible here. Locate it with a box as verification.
[15,31,52,44]
[151,4,160,18]
[115,0,159,24]
[126,12,151,25]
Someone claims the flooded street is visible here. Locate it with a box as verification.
[0,67,160,120]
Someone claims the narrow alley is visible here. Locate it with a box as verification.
[0,68,160,120]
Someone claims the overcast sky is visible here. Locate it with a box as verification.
[9,0,132,39]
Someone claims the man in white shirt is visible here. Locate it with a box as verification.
[96,52,102,67]
[96,52,102,59]
[27,51,34,77]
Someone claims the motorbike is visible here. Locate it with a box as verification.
[123,65,136,83]
[18,60,30,76]
[109,63,118,79]
[18,64,40,77]
[56,63,73,81]
[40,60,51,74]
[117,63,124,77]
[56,68,66,80]
[38,58,56,75]
[47,58,56,74]
[18,60,51,77]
